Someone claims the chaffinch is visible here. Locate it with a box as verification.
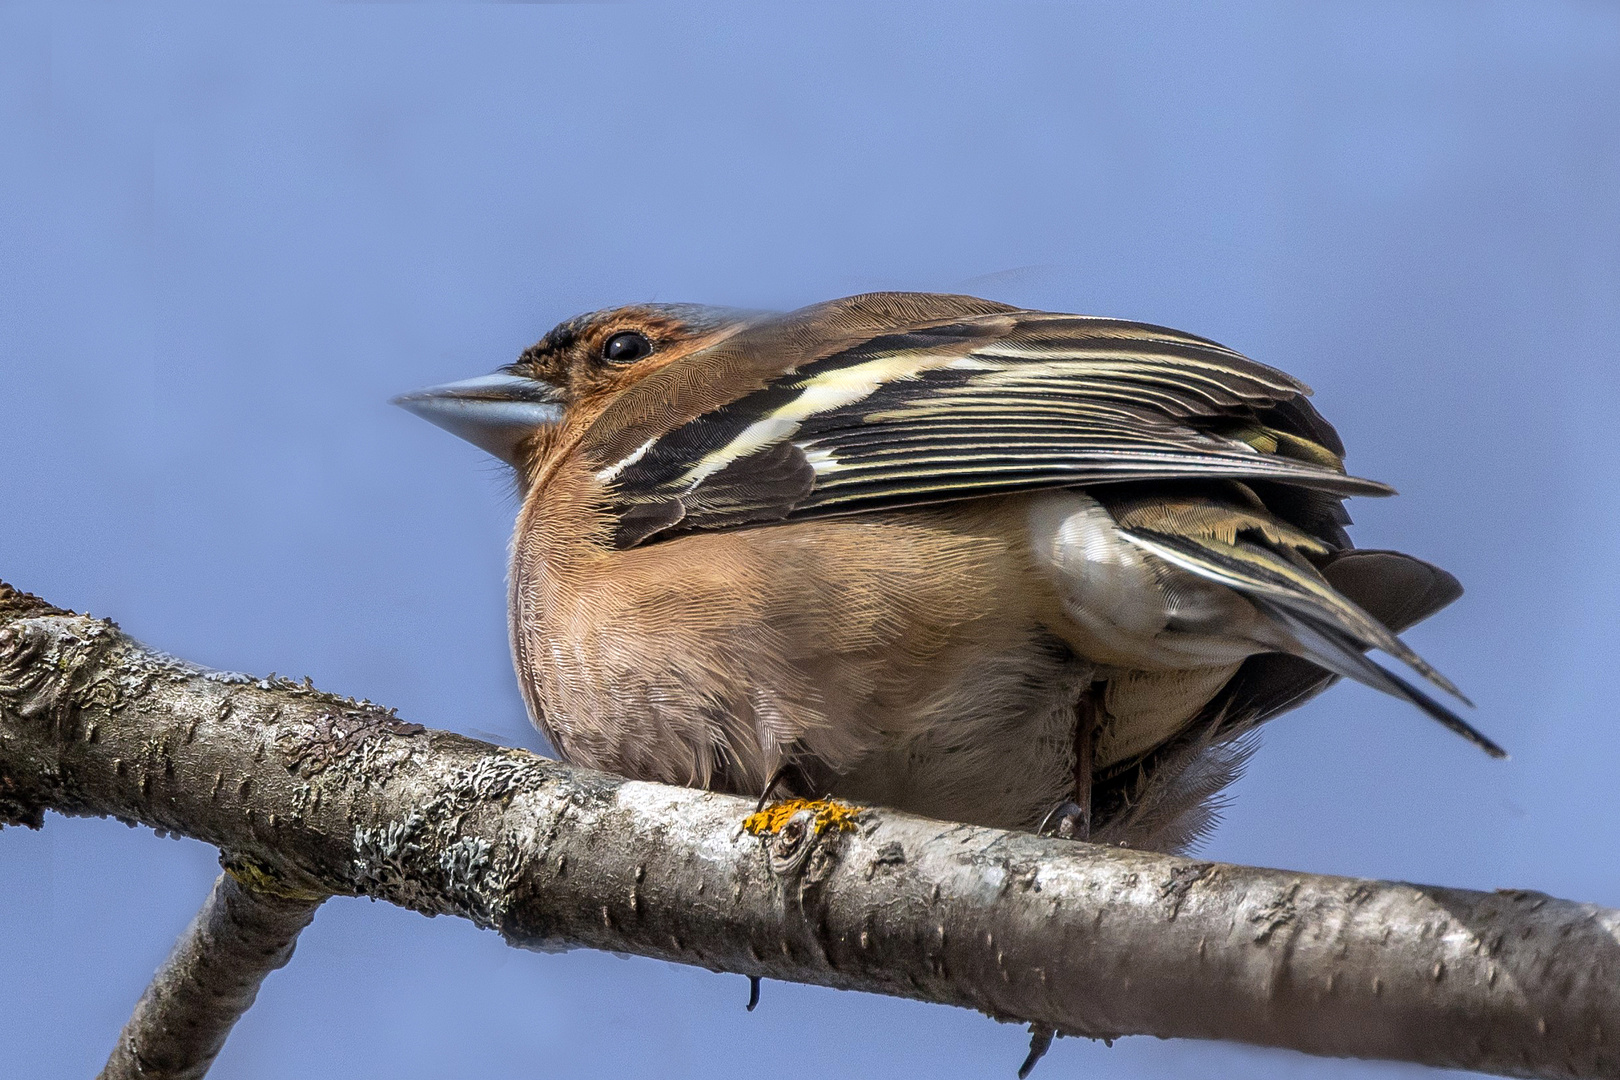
[397,291,1500,853]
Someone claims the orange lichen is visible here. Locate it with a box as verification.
[743,797,864,837]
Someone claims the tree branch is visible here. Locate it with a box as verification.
[98,873,324,1080]
[1,581,1614,1079]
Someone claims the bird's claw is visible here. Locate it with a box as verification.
[1036,800,1090,841]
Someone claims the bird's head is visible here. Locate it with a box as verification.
[393,302,759,480]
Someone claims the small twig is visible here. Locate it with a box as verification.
[98,872,325,1080]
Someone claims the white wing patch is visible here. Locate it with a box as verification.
[673,351,993,490]
[596,435,660,483]
[801,446,844,475]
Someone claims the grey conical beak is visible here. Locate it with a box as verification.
[392,373,565,466]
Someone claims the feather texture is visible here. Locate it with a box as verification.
[578,296,1390,548]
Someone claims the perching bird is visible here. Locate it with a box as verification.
[397,291,1501,854]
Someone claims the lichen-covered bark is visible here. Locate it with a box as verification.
[1,582,1615,1079]
[98,873,323,1080]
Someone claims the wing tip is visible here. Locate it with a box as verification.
[1381,659,1505,759]
[1469,728,1510,760]
[1343,474,1397,497]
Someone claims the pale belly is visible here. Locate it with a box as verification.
[513,485,1261,831]
[827,631,1093,832]
[827,653,1241,830]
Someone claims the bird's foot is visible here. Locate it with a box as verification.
[1037,800,1091,841]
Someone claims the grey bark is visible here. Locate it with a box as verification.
[98,873,324,1080]
[0,581,1615,1079]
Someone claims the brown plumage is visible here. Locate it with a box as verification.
[397,292,1500,854]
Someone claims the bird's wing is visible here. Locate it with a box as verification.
[577,292,1390,548]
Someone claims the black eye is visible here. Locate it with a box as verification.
[602,331,652,364]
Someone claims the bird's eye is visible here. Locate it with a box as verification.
[602,331,653,364]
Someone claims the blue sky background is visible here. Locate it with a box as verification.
[2,4,1618,1078]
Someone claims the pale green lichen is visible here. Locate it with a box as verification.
[348,753,552,926]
